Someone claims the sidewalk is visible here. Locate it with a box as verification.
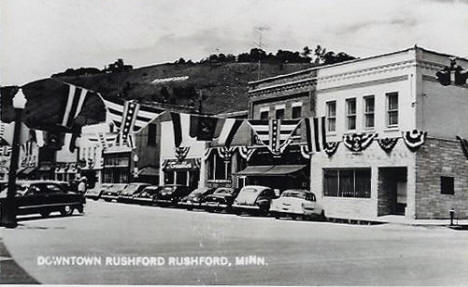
[369,215,468,227]
[0,237,38,284]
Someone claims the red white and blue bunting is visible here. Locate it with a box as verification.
[175,146,190,162]
[300,145,311,159]
[343,133,377,152]
[238,146,256,161]
[377,137,399,153]
[324,142,340,157]
[402,130,427,152]
[247,119,302,156]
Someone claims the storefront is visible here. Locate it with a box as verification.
[162,158,200,190]
[102,151,132,183]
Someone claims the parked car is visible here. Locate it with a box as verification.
[203,187,240,212]
[178,187,215,210]
[0,181,86,218]
[270,189,325,220]
[117,182,150,203]
[132,185,160,204]
[85,183,111,201]
[231,185,277,215]
[153,184,192,206]
[101,183,128,202]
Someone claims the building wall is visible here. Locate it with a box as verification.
[310,141,416,220]
[159,120,207,187]
[415,137,468,219]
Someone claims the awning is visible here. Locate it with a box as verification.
[138,166,159,176]
[234,165,306,176]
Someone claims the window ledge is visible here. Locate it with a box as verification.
[384,126,400,133]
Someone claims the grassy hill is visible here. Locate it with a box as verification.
[59,61,314,114]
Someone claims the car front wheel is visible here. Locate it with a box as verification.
[60,206,74,216]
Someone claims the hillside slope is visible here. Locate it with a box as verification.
[59,62,314,114]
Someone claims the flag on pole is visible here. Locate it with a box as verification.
[170,112,195,147]
[247,119,302,155]
[212,118,243,147]
[59,84,88,128]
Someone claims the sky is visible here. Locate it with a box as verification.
[1,0,468,86]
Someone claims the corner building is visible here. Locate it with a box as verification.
[248,47,468,220]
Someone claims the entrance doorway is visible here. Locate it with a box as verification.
[378,167,407,216]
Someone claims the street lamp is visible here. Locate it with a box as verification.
[1,88,27,228]
[133,153,139,179]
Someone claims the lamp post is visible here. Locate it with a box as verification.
[1,88,27,228]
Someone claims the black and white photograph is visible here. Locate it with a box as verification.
[1,0,468,286]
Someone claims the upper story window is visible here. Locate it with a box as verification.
[291,103,303,119]
[148,123,157,146]
[259,109,269,120]
[275,105,285,120]
[386,92,399,127]
[326,101,336,132]
[346,98,356,130]
[363,96,375,129]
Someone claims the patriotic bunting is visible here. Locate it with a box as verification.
[216,146,236,161]
[402,130,427,152]
[456,136,468,159]
[170,112,195,148]
[324,142,340,157]
[304,117,326,153]
[213,118,243,147]
[238,146,256,161]
[300,145,311,159]
[343,133,377,152]
[104,98,164,133]
[189,115,218,141]
[203,147,215,161]
[175,146,190,162]
[247,119,302,156]
[377,137,399,153]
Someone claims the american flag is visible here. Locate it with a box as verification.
[247,119,302,155]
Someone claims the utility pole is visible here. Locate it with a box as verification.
[254,26,269,81]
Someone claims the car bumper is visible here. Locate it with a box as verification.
[154,199,174,204]
[179,201,203,207]
[231,203,260,211]
[133,197,153,203]
[202,202,228,209]
[101,195,118,200]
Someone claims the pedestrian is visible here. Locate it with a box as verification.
[77,177,87,194]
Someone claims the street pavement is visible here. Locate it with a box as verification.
[2,200,468,285]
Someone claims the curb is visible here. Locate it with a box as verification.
[0,237,39,284]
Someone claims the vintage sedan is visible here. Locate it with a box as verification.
[231,185,277,215]
[270,189,325,220]
[203,187,239,212]
[101,183,128,202]
[153,184,192,206]
[178,187,215,210]
[132,185,160,204]
[0,181,86,218]
[85,183,111,201]
[117,182,151,203]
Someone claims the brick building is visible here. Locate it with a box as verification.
[247,46,468,220]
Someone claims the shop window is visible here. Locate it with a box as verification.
[176,171,187,185]
[164,171,174,184]
[441,176,454,195]
[386,92,399,127]
[208,152,231,180]
[148,124,157,146]
[364,96,375,129]
[346,98,356,130]
[324,168,371,198]
[326,101,336,132]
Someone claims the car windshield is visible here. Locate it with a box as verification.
[241,187,261,194]
[126,183,145,192]
[189,188,209,196]
[281,190,307,199]
[214,188,234,194]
